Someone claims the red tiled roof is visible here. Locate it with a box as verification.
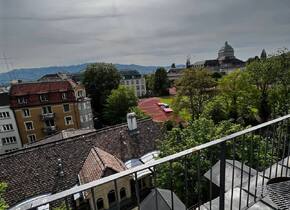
[79,147,126,184]
[138,97,179,122]
[10,80,74,96]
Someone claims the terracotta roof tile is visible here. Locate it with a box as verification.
[79,147,126,184]
[10,80,74,96]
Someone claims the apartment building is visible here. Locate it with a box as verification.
[120,70,146,97]
[0,93,22,154]
[10,80,93,145]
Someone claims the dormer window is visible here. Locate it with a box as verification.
[17,97,27,105]
[62,92,67,100]
[40,94,48,102]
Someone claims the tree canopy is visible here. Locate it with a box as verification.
[174,69,216,120]
[153,67,169,96]
[0,182,8,210]
[103,86,138,125]
[82,63,121,118]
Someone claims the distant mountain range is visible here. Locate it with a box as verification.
[0,63,184,85]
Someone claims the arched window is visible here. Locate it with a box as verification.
[120,187,126,200]
[107,190,116,205]
[96,198,104,210]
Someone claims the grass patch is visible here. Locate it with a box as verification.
[160,96,191,121]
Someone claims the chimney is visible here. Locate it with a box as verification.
[127,112,137,131]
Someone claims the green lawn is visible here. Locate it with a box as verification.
[159,96,174,105]
[160,96,191,121]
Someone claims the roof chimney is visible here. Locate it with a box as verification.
[127,112,137,131]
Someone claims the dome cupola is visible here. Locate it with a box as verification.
[218,41,235,60]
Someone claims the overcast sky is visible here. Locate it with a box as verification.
[0,0,290,72]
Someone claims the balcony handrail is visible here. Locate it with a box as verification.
[27,114,290,209]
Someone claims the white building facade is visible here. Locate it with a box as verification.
[0,93,22,154]
[120,70,146,97]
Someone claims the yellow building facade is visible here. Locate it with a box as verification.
[14,103,81,144]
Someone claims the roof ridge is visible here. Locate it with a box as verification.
[93,147,106,169]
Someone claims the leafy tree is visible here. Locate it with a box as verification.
[218,69,258,122]
[269,49,290,116]
[202,95,229,123]
[129,106,148,119]
[153,67,169,96]
[157,118,272,206]
[0,182,8,210]
[144,73,155,96]
[175,69,216,120]
[171,63,176,68]
[103,86,137,125]
[82,63,121,117]
[246,57,280,122]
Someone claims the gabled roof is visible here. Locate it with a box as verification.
[79,147,126,184]
[140,188,186,210]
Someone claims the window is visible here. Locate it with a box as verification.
[0,112,10,119]
[39,94,48,102]
[63,104,70,112]
[42,106,52,114]
[77,90,84,98]
[126,81,129,85]
[0,124,13,132]
[64,116,73,125]
[17,97,27,104]
[22,109,30,117]
[25,122,34,130]
[136,79,139,84]
[2,136,17,145]
[107,190,116,205]
[62,92,67,100]
[27,134,36,143]
[44,119,55,127]
[96,198,104,210]
[120,188,126,200]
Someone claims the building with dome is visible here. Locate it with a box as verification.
[193,41,245,73]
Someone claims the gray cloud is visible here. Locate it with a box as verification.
[0,0,290,72]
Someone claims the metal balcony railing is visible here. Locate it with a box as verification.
[41,113,55,120]
[43,125,57,134]
[16,115,290,210]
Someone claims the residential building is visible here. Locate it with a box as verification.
[0,93,22,154]
[79,147,132,210]
[193,41,245,73]
[38,73,70,82]
[120,70,146,97]
[9,80,93,145]
[167,67,185,81]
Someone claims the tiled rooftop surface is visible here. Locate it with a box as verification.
[0,119,161,207]
[10,80,74,96]
[138,97,178,122]
[79,147,126,184]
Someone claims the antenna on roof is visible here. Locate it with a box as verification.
[57,158,64,177]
